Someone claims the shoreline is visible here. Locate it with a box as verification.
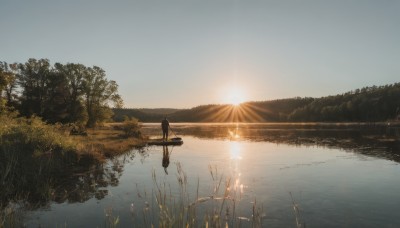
[71,123,147,162]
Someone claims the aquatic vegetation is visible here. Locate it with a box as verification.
[132,163,265,227]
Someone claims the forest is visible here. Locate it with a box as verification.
[0,59,122,127]
[114,83,400,123]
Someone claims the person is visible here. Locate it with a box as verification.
[161,117,170,141]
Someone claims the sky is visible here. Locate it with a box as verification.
[1,0,399,108]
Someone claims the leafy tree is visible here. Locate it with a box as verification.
[82,66,122,127]
[41,69,71,123]
[0,62,17,111]
[2,58,123,126]
[17,58,51,117]
[53,63,87,123]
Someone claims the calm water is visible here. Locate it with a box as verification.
[20,124,400,227]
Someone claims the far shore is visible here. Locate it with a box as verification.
[70,120,400,162]
[139,121,400,126]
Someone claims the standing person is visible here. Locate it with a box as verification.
[161,117,170,141]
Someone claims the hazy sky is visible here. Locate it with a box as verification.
[1,0,399,108]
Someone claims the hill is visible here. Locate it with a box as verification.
[112,108,171,122]
[136,108,180,115]
[113,83,400,123]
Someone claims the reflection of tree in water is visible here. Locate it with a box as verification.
[0,147,149,211]
[52,161,122,204]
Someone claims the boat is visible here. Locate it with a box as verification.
[147,137,184,146]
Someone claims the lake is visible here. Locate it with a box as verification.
[10,123,400,227]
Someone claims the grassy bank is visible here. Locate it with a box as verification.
[72,122,146,161]
[0,113,88,223]
[0,113,145,227]
[0,113,145,162]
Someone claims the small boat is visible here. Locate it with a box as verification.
[148,137,184,146]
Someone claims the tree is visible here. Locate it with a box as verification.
[0,62,17,111]
[82,66,122,127]
[17,58,51,117]
[41,68,71,123]
[53,63,87,123]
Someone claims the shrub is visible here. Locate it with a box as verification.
[0,111,97,212]
[121,117,142,138]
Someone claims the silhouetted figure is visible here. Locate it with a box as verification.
[161,117,170,141]
[162,146,170,174]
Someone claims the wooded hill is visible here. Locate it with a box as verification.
[114,83,400,122]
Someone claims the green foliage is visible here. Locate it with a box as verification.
[0,111,84,209]
[0,58,123,127]
[51,63,87,123]
[17,58,52,117]
[82,66,122,127]
[0,112,123,219]
[0,112,75,155]
[0,62,17,112]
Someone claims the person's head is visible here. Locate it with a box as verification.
[164,116,167,120]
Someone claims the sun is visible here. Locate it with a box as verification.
[224,87,245,106]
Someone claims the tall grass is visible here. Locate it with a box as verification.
[132,162,264,227]
[0,113,76,201]
[0,113,75,151]
[290,192,306,228]
[0,112,98,226]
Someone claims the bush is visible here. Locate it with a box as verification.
[0,112,100,212]
[0,113,75,155]
[121,117,142,138]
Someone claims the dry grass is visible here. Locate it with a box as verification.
[132,163,265,227]
[72,123,146,162]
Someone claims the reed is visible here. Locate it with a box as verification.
[0,202,25,228]
[133,163,265,227]
[290,192,306,228]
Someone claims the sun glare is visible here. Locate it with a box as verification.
[225,87,245,106]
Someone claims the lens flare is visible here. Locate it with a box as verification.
[224,87,245,106]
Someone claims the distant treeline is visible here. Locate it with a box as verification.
[114,83,400,123]
[0,59,122,127]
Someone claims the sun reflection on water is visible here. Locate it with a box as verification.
[229,140,246,198]
[230,141,242,160]
[228,130,240,140]
[228,123,241,140]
